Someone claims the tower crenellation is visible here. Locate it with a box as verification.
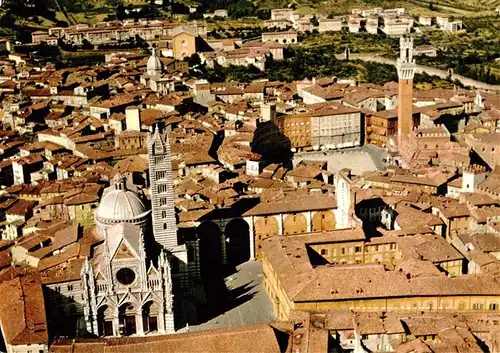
[396,32,416,80]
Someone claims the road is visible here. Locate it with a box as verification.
[336,53,500,92]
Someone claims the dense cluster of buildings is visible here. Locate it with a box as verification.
[25,5,464,79]
[263,6,463,36]
[0,8,499,353]
[30,19,289,72]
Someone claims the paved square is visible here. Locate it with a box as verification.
[192,261,274,331]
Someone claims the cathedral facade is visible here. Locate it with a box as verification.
[80,128,198,336]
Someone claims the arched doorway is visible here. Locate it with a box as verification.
[197,221,223,274]
[254,216,279,238]
[142,301,159,333]
[118,302,138,336]
[312,211,336,232]
[254,216,279,256]
[283,213,307,234]
[97,305,114,337]
[225,218,250,266]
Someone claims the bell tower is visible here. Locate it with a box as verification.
[396,31,416,149]
[147,127,178,250]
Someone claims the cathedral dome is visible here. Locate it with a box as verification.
[96,174,149,225]
[147,47,163,76]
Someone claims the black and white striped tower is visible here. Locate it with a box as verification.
[147,126,178,250]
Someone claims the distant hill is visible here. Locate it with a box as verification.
[254,0,500,16]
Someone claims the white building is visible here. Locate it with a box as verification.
[82,173,175,336]
[419,15,433,26]
[271,8,295,22]
[318,18,343,33]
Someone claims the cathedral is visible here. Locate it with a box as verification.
[141,47,175,94]
[80,128,198,336]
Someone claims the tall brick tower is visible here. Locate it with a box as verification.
[396,31,416,148]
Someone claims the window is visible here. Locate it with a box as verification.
[116,268,136,286]
[320,249,327,255]
[67,284,73,291]
[341,247,345,255]
[355,246,361,253]
[188,247,195,262]
[156,171,166,180]
[472,303,483,310]
[489,303,498,310]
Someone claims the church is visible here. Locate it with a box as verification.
[80,128,199,336]
[140,47,175,94]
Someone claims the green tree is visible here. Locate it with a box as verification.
[81,39,93,50]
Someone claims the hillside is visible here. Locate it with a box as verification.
[255,0,500,16]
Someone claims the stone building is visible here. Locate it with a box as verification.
[261,227,500,321]
[261,31,298,45]
[81,173,175,336]
[270,8,295,22]
[275,104,363,151]
[366,109,398,146]
[53,128,200,337]
[172,27,197,60]
[381,17,413,36]
[366,17,379,34]
[318,18,343,33]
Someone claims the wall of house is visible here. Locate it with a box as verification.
[253,210,337,257]
[45,280,86,318]
[262,255,294,321]
[6,343,48,353]
[276,115,312,149]
[309,241,365,264]
[311,112,362,149]
[68,203,98,227]
[293,295,500,314]
[173,33,196,60]
[437,259,463,276]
